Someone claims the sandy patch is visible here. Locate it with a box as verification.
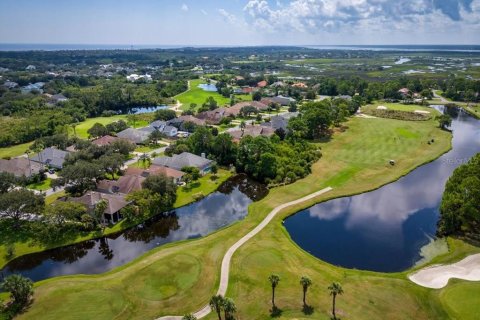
[409,253,480,289]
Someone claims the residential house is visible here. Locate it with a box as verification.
[148,121,178,137]
[261,112,298,131]
[21,82,45,94]
[271,81,286,88]
[2,81,18,89]
[241,87,254,94]
[227,125,275,142]
[152,152,213,175]
[196,108,228,124]
[91,135,127,147]
[31,147,70,169]
[227,101,269,116]
[0,157,43,178]
[97,174,145,195]
[125,165,185,184]
[71,191,130,224]
[126,74,152,82]
[26,65,36,71]
[398,88,410,98]
[257,80,268,88]
[167,115,206,130]
[292,82,308,88]
[50,93,69,103]
[261,95,295,106]
[116,128,151,145]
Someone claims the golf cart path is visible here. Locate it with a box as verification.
[157,186,333,320]
[409,253,480,289]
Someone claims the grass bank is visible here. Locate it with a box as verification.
[0,170,231,270]
[15,115,470,320]
[176,79,251,111]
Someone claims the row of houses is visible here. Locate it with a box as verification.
[72,152,214,223]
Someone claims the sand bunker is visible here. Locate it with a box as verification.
[409,253,480,289]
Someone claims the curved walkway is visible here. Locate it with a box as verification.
[157,186,333,320]
[409,253,480,289]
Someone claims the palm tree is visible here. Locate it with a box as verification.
[182,314,197,320]
[223,297,237,320]
[71,122,78,138]
[209,294,224,320]
[268,274,280,308]
[328,282,344,319]
[240,120,246,133]
[300,276,312,306]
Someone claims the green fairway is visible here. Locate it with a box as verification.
[363,102,435,113]
[0,141,32,159]
[70,115,150,139]
[14,114,471,320]
[176,79,251,110]
[439,280,480,319]
[175,169,232,207]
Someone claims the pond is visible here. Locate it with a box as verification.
[0,175,268,282]
[198,83,218,92]
[130,105,169,114]
[284,106,480,273]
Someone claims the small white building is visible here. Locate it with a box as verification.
[26,65,36,71]
[126,74,152,82]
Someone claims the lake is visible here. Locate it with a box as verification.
[198,83,218,92]
[0,175,267,282]
[131,105,169,114]
[284,106,480,272]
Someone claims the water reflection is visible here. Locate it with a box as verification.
[285,107,480,272]
[1,175,267,282]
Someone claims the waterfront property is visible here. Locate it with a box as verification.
[152,152,214,174]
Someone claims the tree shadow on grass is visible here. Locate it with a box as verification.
[270,306,283,318]
[302,304,314,315]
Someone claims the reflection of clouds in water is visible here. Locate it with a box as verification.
[306,111,480,244]
[6,186,252,282]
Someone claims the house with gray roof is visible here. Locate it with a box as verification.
[31,147,70,169]
[0,157,43,178]
[152,152,213,174]
[148,121,178,137]
[116,128,151,144]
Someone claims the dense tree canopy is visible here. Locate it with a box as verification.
[439,153,480,239]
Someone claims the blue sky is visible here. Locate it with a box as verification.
[0,0,479,45]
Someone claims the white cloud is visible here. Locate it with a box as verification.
[218,8,238,24]
[181,4,189,12]
[242,0,480,36]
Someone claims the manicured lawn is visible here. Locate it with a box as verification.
[70,115,149,139]
[27,178,52,191]
[176,79,251,111]
[175,169,232,207]
[15,115,469,320]
[363,102,437,113]
[45,190,66,205]
[134,144,166,153]
[0,141,32,159]
[438,280,480,319]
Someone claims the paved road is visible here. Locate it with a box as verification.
[157,186,333,320]
[433,91,448,103]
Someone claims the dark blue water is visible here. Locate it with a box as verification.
[0,175,267,282]
[285,106,480,272]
